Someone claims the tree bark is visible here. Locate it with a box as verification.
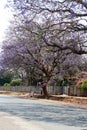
[42,86,49,98]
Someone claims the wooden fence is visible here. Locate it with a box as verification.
[0,86,64,95]
[1,85,86,96]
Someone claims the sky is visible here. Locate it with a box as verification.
[0,0,12,48]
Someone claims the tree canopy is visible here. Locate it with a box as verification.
[1,0,87,97]
[6,0,87,54]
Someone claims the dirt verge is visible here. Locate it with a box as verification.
[0,91,87,109]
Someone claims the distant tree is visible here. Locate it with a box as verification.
[10,79,21,86]
[0,69,13,86]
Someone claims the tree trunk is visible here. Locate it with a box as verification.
[27,78,30,86]
[42,86,49,98]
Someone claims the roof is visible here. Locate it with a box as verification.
[76,78,87,86]
[68,71,87,87]
[80,72,87,75]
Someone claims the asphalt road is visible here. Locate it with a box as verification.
[0,95,87,130]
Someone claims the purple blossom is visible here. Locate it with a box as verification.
[70,9,76,18]
[25,20,31,24]
[13,0,17,3]
[54,1,57,6]
[70,32,75,42]
[59,9,62,15]
[70,3,76,9]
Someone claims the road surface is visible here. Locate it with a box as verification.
[0,95,87,130]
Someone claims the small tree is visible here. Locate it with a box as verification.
[0,69,13,86]
[80,80,87,90]
[4,83,10,87]
[10,79,21,86]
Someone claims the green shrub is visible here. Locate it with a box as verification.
[56,79,69,86]
[10,79,21,86]
[4,83,10,87]
[0,69,13,86]
[80,80,87,90]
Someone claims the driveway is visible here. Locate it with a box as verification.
[0,95,87,130]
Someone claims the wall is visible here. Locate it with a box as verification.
[0,86,63,95]
[0,85,86,96]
